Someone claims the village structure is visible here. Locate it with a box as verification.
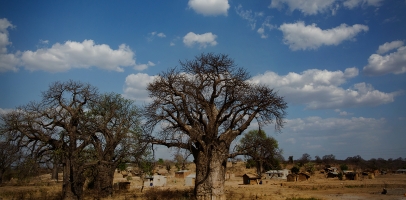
[109,161,406,190]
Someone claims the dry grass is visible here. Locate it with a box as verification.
[1,164,405,200]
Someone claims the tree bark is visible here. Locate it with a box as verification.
[194,146,228,200]
[93,162,115,198]
[61,157,85,200]
[51,160,59,181]
[0,170,4,184]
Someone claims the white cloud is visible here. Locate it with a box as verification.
[149,32,166,40]
[376,40,404,54]
[269,0,336,15]
[285,117,386,135]
[188,0,230,16]
[0,108,13,115]
[250,67,401,109]
[279,21,369,51]
[123,73,157,103]
[0,18,15,54]
[134,61,155,71]
[20,40,135,72]
[235,5,261,30]
[343,0,384,9]
[157,33,166,38]
[0,53,20,72]
[0,18,19,72]
[272,115,398,160]
[183,32,217,48]
[257,16,275,39]
[334,109,352,116]
[363,42,406,76]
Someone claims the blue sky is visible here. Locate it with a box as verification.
[1,0,405,160]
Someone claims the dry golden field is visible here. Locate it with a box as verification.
[1,163,406,200]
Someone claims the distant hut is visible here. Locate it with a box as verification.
[242,173,261,185]
[344,171,358,180]
[185,173,196,186]
[297,172,310,181]
[286,174,296,182]
[175,170,191,178]
[326,172,338,178]
[144,175,167,187]
[265,169,290,179]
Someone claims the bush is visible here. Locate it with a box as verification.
[291,166,300,174]
[338,172,343,180]
[340,164,349,171]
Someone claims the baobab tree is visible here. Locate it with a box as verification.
[1,80,98,200]
[145,53,287,200]
[1,81,147,200]
[86,92,146,198]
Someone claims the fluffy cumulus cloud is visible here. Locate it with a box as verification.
[343,0,384,9]
[123,73,157,103]
[279,21,368,50]
[363,41,406,76]
[0,18,14,54]
[0,18,20,72]
[188,0,229,16]
[250,67,401,109]
[20,40,136,72]
[183,32,217,48]
[269,0,336,15]
[376,40,404,54]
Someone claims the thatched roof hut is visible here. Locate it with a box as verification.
[297,172,310,181]
[175,170,191,178]
[242,173,261,185]
[286,174,296,182]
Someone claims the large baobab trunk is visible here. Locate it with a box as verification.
[62,158,85,200]
[93,162,115,198]
[194,146,228,200]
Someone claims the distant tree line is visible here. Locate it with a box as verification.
[290,153,406,173]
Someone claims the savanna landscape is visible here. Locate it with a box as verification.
[1,160,406,200]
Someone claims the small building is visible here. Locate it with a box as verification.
[242,173,261,185]
[325,167,338,173]
[144,175,167,187]
[396,169,406,174]
[326,172,338,178]
[175,170,191,178]
[265,169,290,179]
[185,173,196,186]
[343,171,358,180]
[286,174,296,182]
[297,172,310,181]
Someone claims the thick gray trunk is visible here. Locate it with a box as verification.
[194,147,228,200]
[51,163,58,181]
[93,163,115,198]
[0,170,4,184]
[62,158,85,200]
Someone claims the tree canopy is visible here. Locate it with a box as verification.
[144,53,287,199]
[235,129,282,176]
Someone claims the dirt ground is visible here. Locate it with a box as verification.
[1,165,406,200]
